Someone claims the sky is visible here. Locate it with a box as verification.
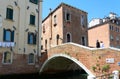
[42,0,120,22]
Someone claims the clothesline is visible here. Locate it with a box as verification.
[0,42,15,47]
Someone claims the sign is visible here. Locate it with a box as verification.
[118,62,120,66]
[106,58,114,63]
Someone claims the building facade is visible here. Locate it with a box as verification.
[41,3,88,51]
[0,0,42,75]
[88,12,120,48]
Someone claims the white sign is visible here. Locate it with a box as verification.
[106,58,114,63]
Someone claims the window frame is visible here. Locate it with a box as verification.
[3,29,14,42]
[81,36,87,46]
[2,51,12,64]
[28,32,36,45]
[81,15,85,27]
[28,53,35,65]
[66,32,72,42]
[65,10,71,22]
[29,0,38,4]
[30,14,35,25]
[6,7,13,20]
[54,15,57,26]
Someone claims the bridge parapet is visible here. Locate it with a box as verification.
[41,43,120,77]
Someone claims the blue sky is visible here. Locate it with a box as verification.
[42,0,120,22]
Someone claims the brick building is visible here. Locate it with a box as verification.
[88,12,120,48]
[0,0,43,75]
[41,3,88,52]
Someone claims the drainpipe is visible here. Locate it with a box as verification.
[36,0,42,68]
[49,8,52,48]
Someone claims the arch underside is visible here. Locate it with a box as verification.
[40,54,94,77]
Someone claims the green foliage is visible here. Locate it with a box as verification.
[102,64,110,72]
[92,66,97,72]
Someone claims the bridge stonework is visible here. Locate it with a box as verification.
[43,43,120,76]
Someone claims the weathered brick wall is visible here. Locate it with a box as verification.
[0,52,48,75]
[47,43,120,76]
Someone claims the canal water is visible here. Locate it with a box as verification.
[0,70,87,79]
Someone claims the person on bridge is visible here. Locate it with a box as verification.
[96,40,100,48]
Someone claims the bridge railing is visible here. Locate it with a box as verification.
[95,73,114,79]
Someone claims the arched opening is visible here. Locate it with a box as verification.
[40,54,94,78]
[66,33,72,42]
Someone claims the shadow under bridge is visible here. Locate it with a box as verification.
[39,54,94,78]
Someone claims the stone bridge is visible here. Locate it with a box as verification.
[40,43,120,79]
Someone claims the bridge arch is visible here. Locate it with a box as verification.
[40,53,95,77]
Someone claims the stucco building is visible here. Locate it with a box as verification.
[88,12,120,48]
[41,3,88,52]
[0,0,42,74]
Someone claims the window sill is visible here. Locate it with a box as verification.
[5,18,14,22]
[66,20,71,24]
[2,62,12,65]
[28,63,35,65]
[28,43,36,45]
[29,24,36,27]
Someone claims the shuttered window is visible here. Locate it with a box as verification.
[6,8,13,20]
[3,29,14,42]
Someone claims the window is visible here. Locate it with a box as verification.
[66,33,72,42]
[29,0,38,4]
[41,45,43,50]
[30,14,35,25]
[43,24,45,33]
[6,8,13,20]
[110,25,114,30]
[45,39,47,49]
[110,35,114,41]
[3,51,12,64]
[65,11,71,21]
[54,15,57,26]
[28,32,36,44]
[28,53,35,64]
[81,36,86,46]
[81,15,85,27]
[3,29,14,42]
[56,34,59,45]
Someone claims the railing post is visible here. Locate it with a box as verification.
[113,70,119,79]
[87,75,95,79]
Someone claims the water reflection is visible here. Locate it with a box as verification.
[40,70,88,79]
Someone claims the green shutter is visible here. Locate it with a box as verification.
[3,28,6,41]
[11,31,14,42]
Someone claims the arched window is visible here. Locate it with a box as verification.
[66,33,72,42]
[3,51,12,64]
[28,53,35,64]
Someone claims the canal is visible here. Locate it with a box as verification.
[0,70,88,79]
